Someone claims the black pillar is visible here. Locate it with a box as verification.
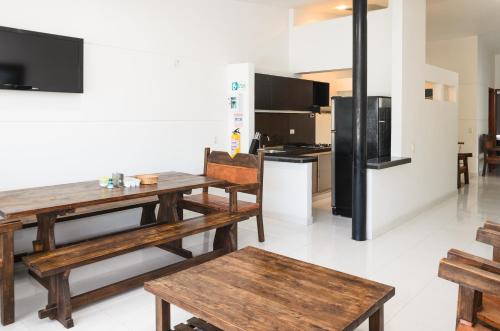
[352,0,368,241]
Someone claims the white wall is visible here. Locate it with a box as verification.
[367,0,458,238]
[0,0,290,191]
[427,36,495,173]
[289,9,392,96]
[0,0,289,251]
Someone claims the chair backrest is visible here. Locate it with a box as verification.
[203,148,264,196]
[481,134,496,152]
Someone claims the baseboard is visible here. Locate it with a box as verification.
[371,190,456,239]
[262,210,313,226]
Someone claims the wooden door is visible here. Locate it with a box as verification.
[489,88,496,137]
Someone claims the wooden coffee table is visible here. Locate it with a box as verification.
[145,246,395,331]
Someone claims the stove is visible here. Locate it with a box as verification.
[283,143,332,149]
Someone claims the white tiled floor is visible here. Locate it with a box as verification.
[9,175,499,330]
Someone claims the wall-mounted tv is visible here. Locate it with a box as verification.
[0,26,83,93]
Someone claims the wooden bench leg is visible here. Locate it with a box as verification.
[0,230,15,325]
[39,276,58,320]
[56,271,73,329]
[213,223,237,253]
[456,285,481,327]
[155,297,170,331]
[369,306,384,331]
[39,271,73,328]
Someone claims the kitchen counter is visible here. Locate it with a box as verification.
[262,146,331,226]
[263,147,332,163]
[264,155,319,163]
[367,157,412,170]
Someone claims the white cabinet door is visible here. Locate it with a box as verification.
[312,161,318,194]
[318,153,332,192]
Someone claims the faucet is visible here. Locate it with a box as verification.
[259,133,271,149]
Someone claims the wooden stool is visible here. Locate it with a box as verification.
[458,153,472,189]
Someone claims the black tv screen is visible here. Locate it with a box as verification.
[0,26,83,93]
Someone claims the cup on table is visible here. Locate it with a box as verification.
[112,173,124,187]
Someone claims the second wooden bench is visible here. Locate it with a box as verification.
[23,212,248,329]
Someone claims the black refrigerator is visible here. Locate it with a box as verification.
[331,96,392,217]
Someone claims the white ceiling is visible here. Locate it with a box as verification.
[237,0,387,9]
[236,0,324,7]
[240,0,500,53]
[427,0,500,52]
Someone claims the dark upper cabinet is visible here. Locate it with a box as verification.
[255,74,328,111]
[272,76,313,111]
[255,74,272,110]
[313,81,330,107]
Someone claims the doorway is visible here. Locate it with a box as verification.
[486,88,500,175]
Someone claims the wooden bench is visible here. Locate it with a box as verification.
[477,221,500,262]
[23,212,247,328]
[439,249,500,330]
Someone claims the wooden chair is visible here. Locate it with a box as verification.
[179,148,265,242]
[458,153,472,189]
[438,249,500,330]
[481,134,500,176]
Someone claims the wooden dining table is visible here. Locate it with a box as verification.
[0,172,226,325]
[145,246,396,331]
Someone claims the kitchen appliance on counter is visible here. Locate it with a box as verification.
[331,96,392,217]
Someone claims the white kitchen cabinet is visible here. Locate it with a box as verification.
[317,153,332,192]
[312,161,318,193]
[308,152,332,194]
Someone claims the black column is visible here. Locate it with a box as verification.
[352,0,368,241]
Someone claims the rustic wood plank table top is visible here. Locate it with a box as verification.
[145,246,395,331]
[0,172,225,221]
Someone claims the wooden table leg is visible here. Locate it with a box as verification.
[155,297,170,331]
[157,193,182,250]
[140,203,158,226]
[213,223,238,253]
[35,213,58,251]
[0,221,22,326]
[369,306,384,331]
[464,158,470,185]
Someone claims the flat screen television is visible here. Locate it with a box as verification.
[0,26,83,93]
